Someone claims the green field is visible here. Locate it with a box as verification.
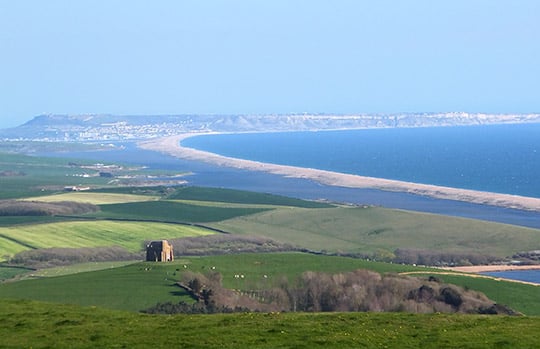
[166,186,334,208]
[0,220,215,261]
[1,253,538,315]
[2,253,414,311]
[209,206,540,257]
[1,298,538,349]
[90,200,271,223]
[23,192,160,204]
[0,152,115,199]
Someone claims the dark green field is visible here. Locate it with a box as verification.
[166,186,334,208]
[90,200,270,223]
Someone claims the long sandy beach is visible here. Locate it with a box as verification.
[139,134,540,212]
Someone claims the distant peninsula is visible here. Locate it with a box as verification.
[1,112,539,141]
[3,112,540,211]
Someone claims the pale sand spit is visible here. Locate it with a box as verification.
[138,134,540,212]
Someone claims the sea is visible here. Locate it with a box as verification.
[182,123,540,198]
[42,123,540,284]
[482,270,540,285]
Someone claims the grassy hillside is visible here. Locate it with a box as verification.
[166,186,334,208]
[0,152,114,199]
[0,220,214,261]
[1,253,538,315]
[208,206,540,258]
[90,200,270,223]
[22,191,160,204]
[2,150,538,263]
[1,253,413,311]
[1,299,538,349]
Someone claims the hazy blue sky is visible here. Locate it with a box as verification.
[1,0,539,128]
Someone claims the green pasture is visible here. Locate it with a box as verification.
[0,140,112,154]
[28,260,138,278]
[0,265,32,281]
[0,236,30,261]
[89,185,177,196]
[0,152,114,199]
[22,192,160,204]
[90,200,271,223]
[166,186,334,208]
[0,220,215,261]
[0,260,195,311]
[1,299,539,349]
[1,253,537,315]
[0,261,136,282]
[209,206,540,257]
[0,216,73,227]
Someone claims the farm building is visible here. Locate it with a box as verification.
[146,240,174,262]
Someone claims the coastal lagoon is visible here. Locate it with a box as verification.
[483,270,540,285]
[182,124,540,198]
[47,124,540,229]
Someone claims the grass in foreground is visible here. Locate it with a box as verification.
[1,299,539,349]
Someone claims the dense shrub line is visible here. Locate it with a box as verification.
[143,301,250,315]
[9,246,142,268]
[168,235,299,255]
[0,200,98,216]
[393,248,501,266]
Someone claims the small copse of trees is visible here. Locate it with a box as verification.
[9,246,142,268]
[0,200,98,216]
[145,269,518,315]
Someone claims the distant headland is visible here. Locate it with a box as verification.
[1,112,540,141]
[3,112,540,212]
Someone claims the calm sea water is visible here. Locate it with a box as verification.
[42,126,540,229]
[182,124,540,198]
[483,270,540,284]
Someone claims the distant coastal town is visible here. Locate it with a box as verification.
[1,112,540,142]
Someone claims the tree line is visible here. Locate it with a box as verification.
[144,269,518,316]
[0,200,98,216]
